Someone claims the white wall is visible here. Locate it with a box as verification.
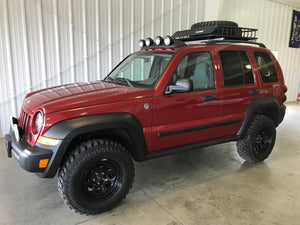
[218,0,300,102]
[0,0,299,137]
[0,0,204,137]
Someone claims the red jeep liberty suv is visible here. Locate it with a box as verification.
[5,21,287,215]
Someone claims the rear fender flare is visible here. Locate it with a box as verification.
[237,97,283,138]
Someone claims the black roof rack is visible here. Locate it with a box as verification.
[188,38,266,48]
[172,22,265,47]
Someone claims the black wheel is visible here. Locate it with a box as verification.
[58,139,134,215]
[191,21,238,29]
[237,115,276,163]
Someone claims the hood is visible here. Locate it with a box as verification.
[23,81,154,114]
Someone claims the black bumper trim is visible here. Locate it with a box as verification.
[5,129,53,173]
[278,104,286,125]
[158,119,242,137]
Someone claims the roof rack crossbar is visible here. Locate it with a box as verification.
[204,39,266,48]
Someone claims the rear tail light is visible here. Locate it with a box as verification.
[282,85,287,103]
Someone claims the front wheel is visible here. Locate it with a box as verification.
[58,139,134,215]
[237,115,276,163]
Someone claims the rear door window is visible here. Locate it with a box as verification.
[254,52,278,83]
[219,50,254,87]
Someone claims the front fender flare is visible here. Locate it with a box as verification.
[37,113,147,178]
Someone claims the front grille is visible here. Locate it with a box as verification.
[19,109,31,138]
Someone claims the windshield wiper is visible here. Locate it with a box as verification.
[103,76,114,83]
[113,78,134,87]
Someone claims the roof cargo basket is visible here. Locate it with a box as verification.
[172,21,258,42]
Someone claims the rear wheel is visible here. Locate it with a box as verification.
[237,115,276,163]
[58,139,134,215]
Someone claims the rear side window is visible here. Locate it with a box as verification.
[254,52,278,83]
[219,50,254,87]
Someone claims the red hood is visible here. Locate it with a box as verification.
[23,81,154,114]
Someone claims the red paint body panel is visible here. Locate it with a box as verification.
[23,82,153,114]
[21,81,154,146]
[19,43,286,153]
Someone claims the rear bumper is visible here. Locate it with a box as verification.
[278,104,286,125]
[5,129,53,173]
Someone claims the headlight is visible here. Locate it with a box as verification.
[35,112,43,133]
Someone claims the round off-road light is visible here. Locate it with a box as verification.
[155,36,164,45]
[145,38,154,47]
[139,39,145,48]
[164,35,174,46]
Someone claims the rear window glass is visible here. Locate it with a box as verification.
[254,52,278,83]
[219,50,254,87]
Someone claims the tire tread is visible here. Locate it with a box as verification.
[57,139,134,215]
[237,114,275,163]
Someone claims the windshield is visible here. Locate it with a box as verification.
[104,52,174,88]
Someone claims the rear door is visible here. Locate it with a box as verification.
[216,46,260,137]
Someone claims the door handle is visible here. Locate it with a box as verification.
[248,89,260,95]
[202,95,218,102]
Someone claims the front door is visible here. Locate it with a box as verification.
[151,51,222,152]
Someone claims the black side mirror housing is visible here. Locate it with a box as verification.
[165,79,193,95]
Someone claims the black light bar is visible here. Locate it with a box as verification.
[139,36,186,49]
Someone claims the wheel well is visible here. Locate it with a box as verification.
[255,107,279,126]
[61,128,140,166]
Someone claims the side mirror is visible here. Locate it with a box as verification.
[165,79,193,95]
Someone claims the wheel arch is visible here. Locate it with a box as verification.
[237,97,285,138]
[38,113,147,178]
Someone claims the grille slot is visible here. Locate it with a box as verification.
[19,109,31,138]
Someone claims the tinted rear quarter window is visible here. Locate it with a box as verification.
[219,50,254,87]
[254,52,278,83]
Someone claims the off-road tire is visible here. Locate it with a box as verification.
[57,139,134,215]
[237,115,276,163]
[191,21,238,29]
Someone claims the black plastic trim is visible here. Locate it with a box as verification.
[237,97,286,138]
[147,136,237,160]
[248,89,260,95]
[207,39,266,48]
[39,113,148,178]
[158,119,241,137]
[202,95,218,102]
[5,129,53,173]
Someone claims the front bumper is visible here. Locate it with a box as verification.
[5,128,53,173]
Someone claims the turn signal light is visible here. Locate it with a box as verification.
[37,136,61,146]
[39,159,49,168]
